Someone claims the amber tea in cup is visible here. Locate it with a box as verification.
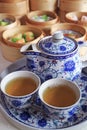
[43,84,77,107]
[5,77,37,96]
[39,78,81,111]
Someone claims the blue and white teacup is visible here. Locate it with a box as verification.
[38,78,81,118]
[0,70,41,109]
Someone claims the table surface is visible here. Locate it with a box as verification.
[0,47,20,130]
[0,47,87,130]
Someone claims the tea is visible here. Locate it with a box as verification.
[5,77,37,96]
[43,85,77,107]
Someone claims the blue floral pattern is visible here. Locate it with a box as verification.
[1,62,87,129]
[20,112,31,120]
[64,60,75,71]
[81,105,87,112]
[60,46,66,51]
[26,51,81,81]
[40,68,58,81]
[27,59,36,69]
[39,36,77,55]
[85,86,87,92]
[68,114,78,122]
[12,100,22,107]
[44,42,52,48]
[39,61,45,67]
[38,118,47,127]
[5,92,32,109]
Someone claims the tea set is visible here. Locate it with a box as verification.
[0,31,87,129]
[21,31,82,82]
[1,58,87,129]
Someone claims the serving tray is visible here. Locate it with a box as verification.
[1,57,87,130]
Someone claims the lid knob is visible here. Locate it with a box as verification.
[52,31,64,43]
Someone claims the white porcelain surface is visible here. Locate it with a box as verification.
[1,47,87,130]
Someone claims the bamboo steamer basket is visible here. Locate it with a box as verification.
[0,14,20,32]
[65,12,87,30]
[59,0,87,22]
[25,10,60,35]
[0,0,29,15]
[2,25,45,48]
[51,23,87,42]
[0,14,20,41]
[29,0,58,11]
[1,25,45,62]
[0,40,24,62]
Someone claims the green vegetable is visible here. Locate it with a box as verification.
[42,15,48,21]
[0,21,8,26]
[11,38,20,43]
[22,34,26,39]
[34,15,38,20]
[22,34,26,42]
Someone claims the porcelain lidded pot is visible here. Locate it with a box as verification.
[21,31,82,82]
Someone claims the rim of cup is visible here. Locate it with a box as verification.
[38,78,81,110]
[0,70,41,98]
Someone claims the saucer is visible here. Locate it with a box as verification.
[1,58,87,129]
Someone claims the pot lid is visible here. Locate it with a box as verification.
[38,31,77,55]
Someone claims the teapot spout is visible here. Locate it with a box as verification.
[20,43,38,55]
[20,43,32,54]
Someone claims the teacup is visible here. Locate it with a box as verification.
[38,78,81,117]
[0,70,41,109]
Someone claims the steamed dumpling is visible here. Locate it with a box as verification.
[15,38,25,44]
[10,31,35,44]
[23,31,35,42]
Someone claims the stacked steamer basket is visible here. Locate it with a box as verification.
[65,12,87,30]
[51,23,87,42]
[29,0,58,12]
[29,0,60,22]
[59,0,87,22]
[0,14,20,39]
[1,25,45,62]
[0,0,29,25]
[0,0,30,62]
[25,10,60,36]
[55,0,87,62]
[65,11,87,62]
[0,14,22,62]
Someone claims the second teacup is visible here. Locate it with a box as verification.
[38,78,81,116]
